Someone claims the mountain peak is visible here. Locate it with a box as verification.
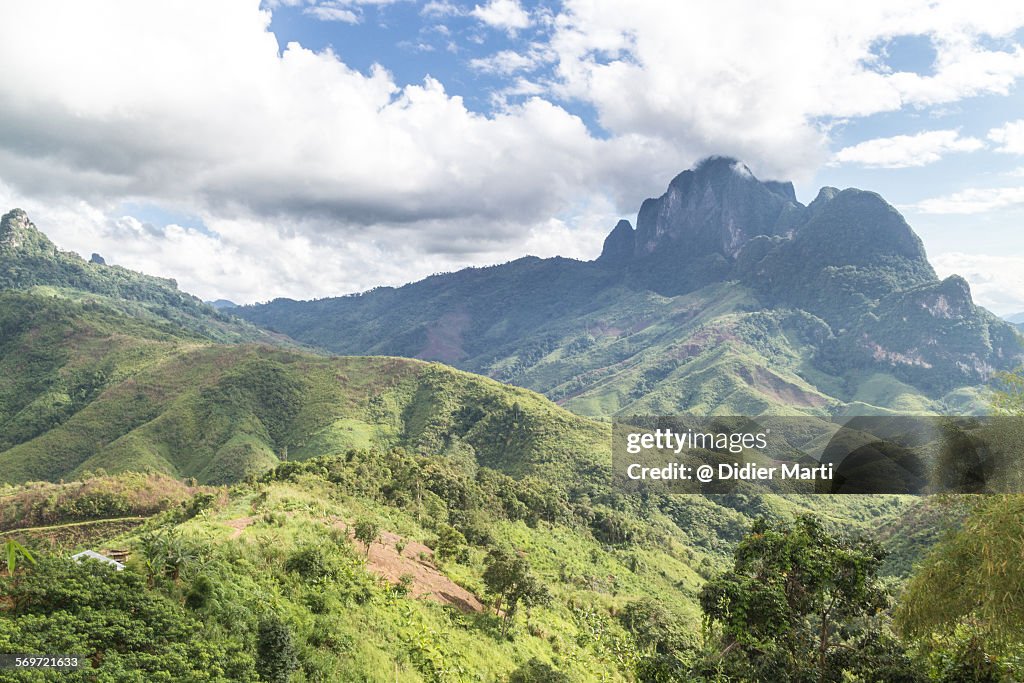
[803,188,931,265]
[614,157,805,264]
[597,219,635,266]
[0,209,58,257]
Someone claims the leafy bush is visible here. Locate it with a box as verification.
[0,555,254,680]
[256,615,298,683]
[285,547,335,582]
[507,658,570,683]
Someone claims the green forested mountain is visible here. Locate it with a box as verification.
[237,158,1022,417]
[0,288,610,485]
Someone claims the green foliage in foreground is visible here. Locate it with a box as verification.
[0,454,993,682]
[0,556,255,681]
[257,615,300,683]
[892,369,1024,681]
[3,539,34,577]
[693,515,919,682]
[896,495,1024,678]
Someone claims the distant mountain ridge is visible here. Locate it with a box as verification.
[0,208,282,345]
[237,157,1023,416]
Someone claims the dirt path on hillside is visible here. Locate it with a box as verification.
[334,521,484,613]
[225,516,254,539]
[0,516,146,534]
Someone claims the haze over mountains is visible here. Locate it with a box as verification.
[2,155,1020,486]
[0,199,912,540]
[238,157,1023,417]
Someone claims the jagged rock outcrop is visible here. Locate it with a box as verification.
[623,157,805,261]
[597,219,636,267]
[0,208,59,257]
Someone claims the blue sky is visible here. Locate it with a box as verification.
[1,0,1024,313]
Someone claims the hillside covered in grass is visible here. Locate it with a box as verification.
[0,452,1001,682]
[0,202,1016,680]
[0,456,960,683]
[0,250,618,487]
[0,305,608,486]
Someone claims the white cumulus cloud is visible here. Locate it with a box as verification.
[988,118,1024,154]
[911,186,1024,213]
[303,6,360,23]
[469,49,541,75]
[544,0,1024,178]
[2,0,1024,303]
[831,129,984,168]
[471,0,531,34]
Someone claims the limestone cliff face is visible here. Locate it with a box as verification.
[0,208,58,257]
[621,157,805,260]
[236,156,1024,408]
[599,157,932,281]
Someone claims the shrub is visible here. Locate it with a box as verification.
[285,547,334,581]
[256,615,299,683]
[353,519,380,557]
[507,658,570,683]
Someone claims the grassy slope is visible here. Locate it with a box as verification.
[0,212,967,679]
[0,291,200,451]
[0,290,610,485]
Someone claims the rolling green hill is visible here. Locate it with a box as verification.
[0,271,936,680]
[237,158,1023,418]
[0,463,939,682]
[0,291,607,486]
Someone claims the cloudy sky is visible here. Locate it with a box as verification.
[2,1,1024,314]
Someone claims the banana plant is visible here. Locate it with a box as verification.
[4,538,35,576]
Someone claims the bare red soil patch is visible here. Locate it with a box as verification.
[335,521,484,613]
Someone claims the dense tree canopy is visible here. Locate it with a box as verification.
[0,556,254,681]
[695,515,920,682]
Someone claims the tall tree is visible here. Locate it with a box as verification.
[483,547,547,637]
[697,515,918,682]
